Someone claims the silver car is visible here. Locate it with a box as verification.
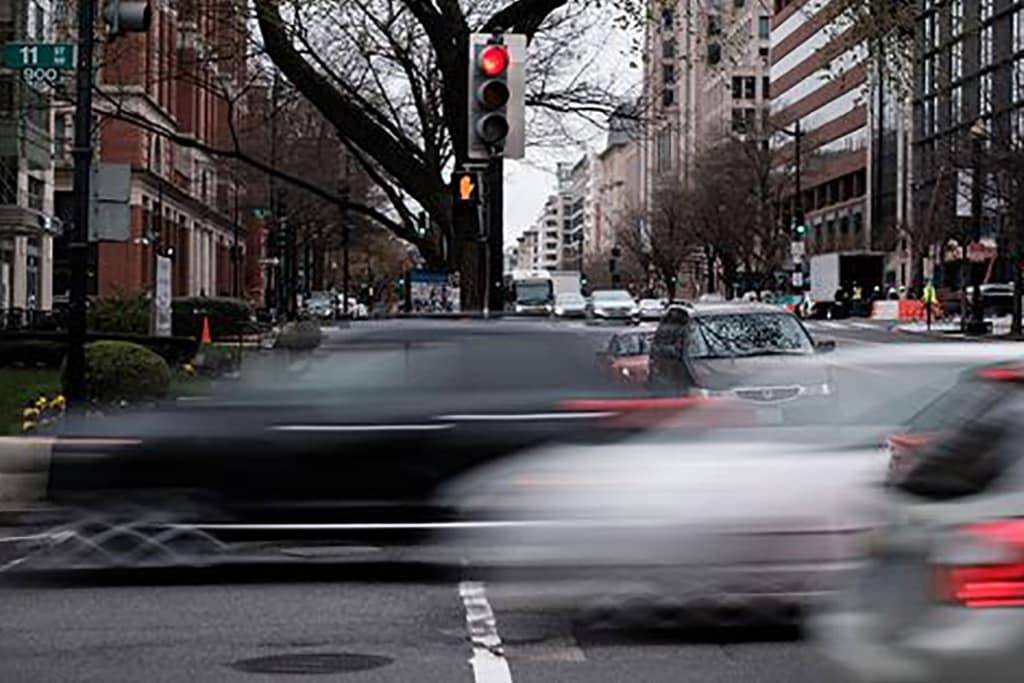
[553,292,587,318]
[586,289,639,324]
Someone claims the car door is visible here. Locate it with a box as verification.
[650,308,688,393]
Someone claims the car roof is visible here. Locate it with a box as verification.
[667,301,793,317]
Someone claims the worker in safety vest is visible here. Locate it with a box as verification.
[923,280,939,329]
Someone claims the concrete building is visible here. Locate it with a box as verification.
[558,156,597,270]
[642,0,772,195]
[593,104,643,261]
[770,0,871,256]
[535,194,563,270]
[0,0,59,315]
[52,0,249,301]
[516,227,540,270]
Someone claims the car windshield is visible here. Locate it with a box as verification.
[593,290,633,302]
[516,282,552,304]
[307,293,331,304]
[557,293,584,304]
[687,313,814,359]
[611,332,653,356]
[640,299,663,307]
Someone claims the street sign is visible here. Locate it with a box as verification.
[792,271,804,287]
[3,42,77,69]
[790,240,805,259]
[89,163,132,241]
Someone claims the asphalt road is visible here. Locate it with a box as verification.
[0,317,955,683]
[0,567,853,683]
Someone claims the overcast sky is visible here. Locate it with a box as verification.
[502,22,640,247]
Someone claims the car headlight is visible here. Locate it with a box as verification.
[554,307,564,315]
[630,306,640,315]
[620,366,631,377]
[804,382,832,396]
[515,304,524,313]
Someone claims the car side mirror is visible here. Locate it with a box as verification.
[815,340,837,353]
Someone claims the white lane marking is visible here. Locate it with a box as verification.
[270,424,453,432]
[460,581,513,683]
[850,321,879,330]
[437,412,615,422]
[819,321,845,329]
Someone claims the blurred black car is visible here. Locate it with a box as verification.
[43,322,654,556]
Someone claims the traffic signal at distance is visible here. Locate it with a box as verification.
[793,210,808,239]
[467,33,525,160]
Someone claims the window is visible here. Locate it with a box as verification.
[708,15,722,36]
[731,107,756,133]
[758,16,770,40]
[758,45,769,58]
[951,85,962,125]
[951,0,962,34]
[980,72,992,116]
[1015,58,1024,104]
[743,76,756,98]
[1016,10,1024,54]
[981,26,993,66]
[981,0,993,21]
[662,87,675,106]
[28,176,44,211]
[951,41,963,82]
[662,40,676,60]
[663,64,676,85]
[34,2,45,41]
[923,57,934,95]
[661,8,674,30]
[732,76,743,99]
[1013,108,1024,146]
[0,156,17,204]
[734,0,745,6]
[708,43,722,64]
[762,76,770,98]
[924,13,936,46]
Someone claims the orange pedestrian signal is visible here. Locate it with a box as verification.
[460,174,475,201]
[453,171,480,206]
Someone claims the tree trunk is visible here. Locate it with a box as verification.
[704,247,716,294]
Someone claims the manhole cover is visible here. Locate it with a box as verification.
[230,653,392,675]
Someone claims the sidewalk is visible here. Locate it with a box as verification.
[896,316,1015,338]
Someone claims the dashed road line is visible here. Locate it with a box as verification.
[460,581,513,683]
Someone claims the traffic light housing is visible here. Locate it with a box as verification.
[467,33,525,160]
[103,1,151,36]
[792,209,807,239]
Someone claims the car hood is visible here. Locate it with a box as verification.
[688,354,828,391]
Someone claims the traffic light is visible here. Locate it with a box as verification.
[452,170,481,206]
[792,210,807,239]
[103,1,151,36]
[467,33,526,160]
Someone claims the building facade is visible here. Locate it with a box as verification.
[912,0,1024,289]
[592,104,643,261]
[0,0,58,315]
[52,0,249,302]
[770,0,871,257]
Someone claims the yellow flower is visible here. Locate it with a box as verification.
[22,407,40,419]
[21,420,36,433]
[182,363,195,375]
[50,395,66,410]
[35,396,48,408]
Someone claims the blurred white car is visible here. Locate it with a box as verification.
[553,292,587,318]
[818,362,1024,683]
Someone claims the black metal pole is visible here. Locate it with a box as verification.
[232,159,240,298]
[970,130,984,330]
[66,0,96,404]
[486,157,503,314]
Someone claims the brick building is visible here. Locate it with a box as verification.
[53,0,251,302]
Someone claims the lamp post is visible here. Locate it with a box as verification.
[967,119,988,334]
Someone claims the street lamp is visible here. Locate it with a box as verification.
[966,118,988,335]
[776,119,806,294]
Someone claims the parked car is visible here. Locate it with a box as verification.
[819,361,1024,683]
[597,329,654,385]
[553,292,587,318]
[304,291,335,320]
[649,302,834,402]
[638,298,667,320]
[586,289,639,324]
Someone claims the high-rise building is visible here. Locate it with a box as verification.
[0,0,59,316]
[642,0,772,195]
[769,0,871,255]
[913,0,1023,288]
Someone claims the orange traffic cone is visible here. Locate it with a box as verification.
[201,316,212,345]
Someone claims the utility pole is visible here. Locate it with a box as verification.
[485,156,503,314]
[968,119,987,334]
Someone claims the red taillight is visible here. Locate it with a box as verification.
[977,367,1024,383]
[934,520,1024,608]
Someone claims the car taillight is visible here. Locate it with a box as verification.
[933,520,1024,608]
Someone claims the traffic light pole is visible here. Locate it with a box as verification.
[66,0,98,404]
[485,156,503,315]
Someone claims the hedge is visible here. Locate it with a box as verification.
[88,292,150,335]
[0,332,198,368]
[63,340,171,403]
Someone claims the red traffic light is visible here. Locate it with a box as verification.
[477,80,510,110]
[479,45,509,77]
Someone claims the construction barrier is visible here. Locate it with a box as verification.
[871,300,943,321]
[870,301,900,320]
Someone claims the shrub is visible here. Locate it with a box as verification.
[195,343,239,376]
[0,338,67,367]
[172,297,255,340]
[88,292,151,335]
[275,320,322,351]
[63,340,171,404]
